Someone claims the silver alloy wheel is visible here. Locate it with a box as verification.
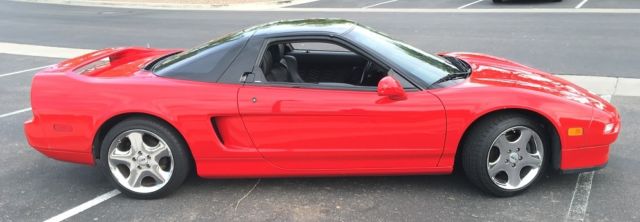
[486,126,544,190]
[107,129,174,193]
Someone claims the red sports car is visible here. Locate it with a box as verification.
[25,19,620,199]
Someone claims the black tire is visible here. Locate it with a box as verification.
[98,117,191,199]
[493,0,504,3]
[461,113,548,197]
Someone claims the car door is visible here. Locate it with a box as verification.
[237,84,446,170]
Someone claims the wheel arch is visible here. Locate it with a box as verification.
[92,113,195,167]
[455,108,562,171]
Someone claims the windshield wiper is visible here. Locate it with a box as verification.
[428,72,470,88]
[428,55,472,88]
[441,55,471,72]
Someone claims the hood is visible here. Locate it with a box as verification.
[440,52,614,113]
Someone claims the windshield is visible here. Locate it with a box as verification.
[345,26,460,85]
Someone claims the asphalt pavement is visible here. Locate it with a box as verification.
[0,0,639,221]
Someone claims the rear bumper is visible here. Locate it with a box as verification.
[24,117,94,165]
[560,145,609,173]
[31,148,94,165]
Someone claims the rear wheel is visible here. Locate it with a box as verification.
[462,114,547,197]
[98,117,190,199]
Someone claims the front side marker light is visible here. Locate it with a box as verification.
[603,123,615,134]
[568,127,583,136]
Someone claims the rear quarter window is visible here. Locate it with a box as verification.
[152,31,253,82]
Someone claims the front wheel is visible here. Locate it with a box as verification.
[462,114,547,197]
[98,117,191,199]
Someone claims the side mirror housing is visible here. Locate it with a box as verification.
[377,76,407,100]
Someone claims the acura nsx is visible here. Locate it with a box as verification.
[24,19,620,199]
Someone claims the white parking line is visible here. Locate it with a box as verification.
[458,0,483,9]
[0,107,32,118]
[0,65,51,78]
[575,0,589,9]
[0,42,93,59]
[362,0,398,9]
[565,170,595,222]
[564,93,610,222]
[44,189,121,222]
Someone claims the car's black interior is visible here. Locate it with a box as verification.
[259,41,388,87]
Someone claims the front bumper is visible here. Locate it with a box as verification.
[560,145,610,173]
[559,99,620,173]
[562,163,607,174]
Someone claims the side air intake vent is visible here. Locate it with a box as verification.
[210,118,225,144]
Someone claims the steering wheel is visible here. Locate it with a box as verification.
[359,61,372,85]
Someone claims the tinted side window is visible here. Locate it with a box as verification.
[259,40,387,88]
[153,31,253,82]
[291,42,348,52]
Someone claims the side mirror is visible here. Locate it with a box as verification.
[377,76,406,100]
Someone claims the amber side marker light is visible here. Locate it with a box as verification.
[568,127,584,136]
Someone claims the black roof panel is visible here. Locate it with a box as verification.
[248,19,356,37]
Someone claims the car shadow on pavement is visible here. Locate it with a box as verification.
[179,168,578,199]
[40,166,580,221]
[140,171,578,221]
[494,0,565,5]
